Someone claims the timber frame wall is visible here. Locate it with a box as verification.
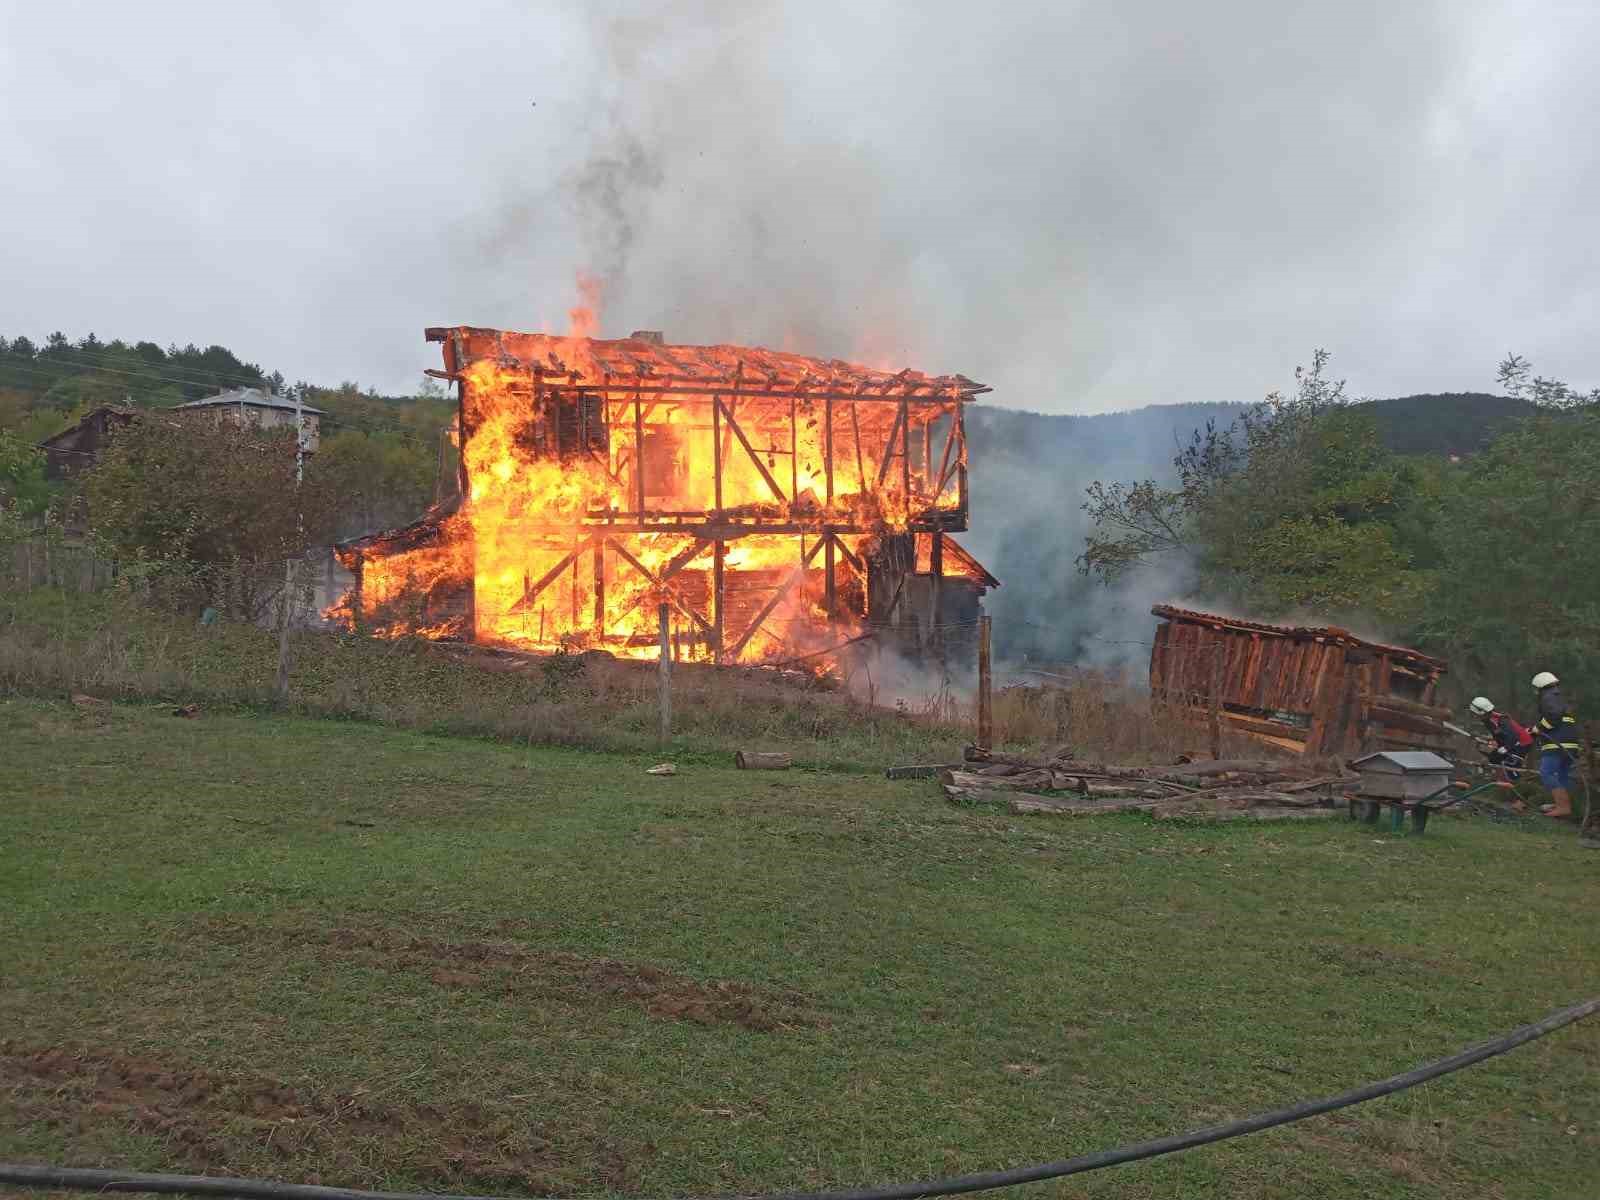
[340,327,993,662]
[1149,605,1450,757]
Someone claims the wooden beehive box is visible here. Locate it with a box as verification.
[1351,751,1453,801]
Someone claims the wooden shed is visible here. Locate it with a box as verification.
[1149,605,1451,757]
[38,406,137,480]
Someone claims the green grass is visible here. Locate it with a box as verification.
[2,698,1598,1199]
[0,586,967,771]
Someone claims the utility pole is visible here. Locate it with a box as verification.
[275,386,305,701]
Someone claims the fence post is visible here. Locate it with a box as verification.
[657,602,672,745]
[275,558,295,702]
[977,613,992,751]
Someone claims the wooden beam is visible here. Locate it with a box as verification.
[789,389,799,505]
[606,537,715,640]
[934,406,959,495]
[824,397,834,505]
[724,537,826,661]
[900,397,911,499]
[824,533,836,619]
[851,402,866,493]
[875,401,906,488]
[832,536,865,577]
[607,537,713,629]
[509,539,589,614]
[716,395,787,504]
[712,538,725,664]
[633,388,646,515]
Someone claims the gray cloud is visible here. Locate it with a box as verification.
[1,0,1596,405]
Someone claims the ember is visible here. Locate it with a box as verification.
[334,326,998,668]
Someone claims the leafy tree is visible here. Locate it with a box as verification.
[84,413,339,619]
[1080,350,1432,622]
[0,430,52,515]
[1422,356,1600,705]
[316,427,439,538]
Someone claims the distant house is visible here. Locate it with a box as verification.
[170,387,324,453]
[39,405,138,481]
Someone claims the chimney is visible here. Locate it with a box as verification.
[629,330,664,345]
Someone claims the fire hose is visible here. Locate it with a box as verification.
[3,997,1598,1200]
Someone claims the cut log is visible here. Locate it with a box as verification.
[1047,771,1089,792]
[735,751,792,770]
[941,769,1054,792]
[1008,795,1162,816]
[1155,805,1342,823]
[885,763,962,780]
[1278,774,1357,793]
[945,784,1045,805]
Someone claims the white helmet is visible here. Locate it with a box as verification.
[1532,671,1559,690]
[1469,696,1494,716]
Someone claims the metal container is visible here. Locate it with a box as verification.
[1351,750,1453,802]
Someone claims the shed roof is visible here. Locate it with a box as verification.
[1352,751,1454,772]
[1151,604,1446,671]
[38,405,138,449]
[172,387,326,416]
[426,326,989,402]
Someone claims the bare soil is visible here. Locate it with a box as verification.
[190,917,825,1033]
[1,1041,648,1193]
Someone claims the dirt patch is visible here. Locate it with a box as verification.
[191,918,824,1033]
[0,1042,651,1194]
[1310,942,1449,978]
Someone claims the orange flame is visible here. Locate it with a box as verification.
[338,284,975,671]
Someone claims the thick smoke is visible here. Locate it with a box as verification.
[4,3,1598,397]
[961,403,1240,676]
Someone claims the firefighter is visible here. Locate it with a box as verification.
[1530,671,1581,819]
[1469,695,1532,796]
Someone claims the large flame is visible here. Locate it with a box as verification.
[341,295,975,672]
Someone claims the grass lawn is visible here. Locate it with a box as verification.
[2,698,1597,1200]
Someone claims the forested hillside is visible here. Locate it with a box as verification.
[0,331,451,539]
[5,331,1587,705]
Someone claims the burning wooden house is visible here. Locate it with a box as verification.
[1149,605,1451,756]
[334,327,998,665]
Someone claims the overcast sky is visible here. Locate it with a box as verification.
[3,1,1596,412]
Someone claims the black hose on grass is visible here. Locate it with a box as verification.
[5,996,1598,1200]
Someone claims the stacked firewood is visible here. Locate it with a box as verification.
[943,746,1359,821]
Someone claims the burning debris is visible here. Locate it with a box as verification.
[334,327,998,669]
[1148,605,1451,757]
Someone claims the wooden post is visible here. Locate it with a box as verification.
[712,393,723,513]
[1209,640,1223,760]
[634,393,646,516]
[977,614,993,751]
[930,531,943,657]
[658,603,672,744]
[592,537,605,638]
[712,538,725,664]
[274,557,295,702]
[570,550,579,629]
[351,550,364,634]
[851,402,865,493]
[824,397,834,505]
[824,533,836,620]
[899,397,911,500]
